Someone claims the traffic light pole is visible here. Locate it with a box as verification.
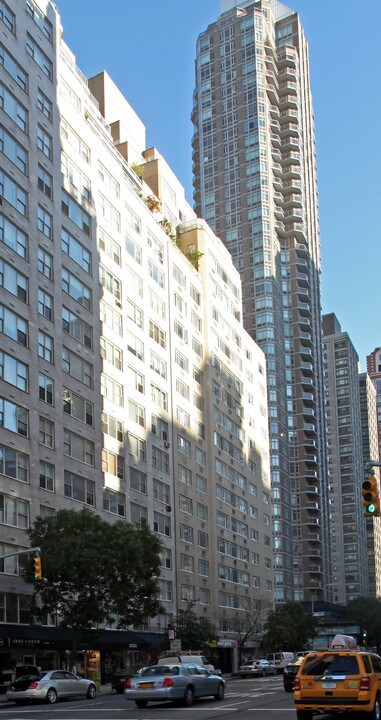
[0,546,41,560]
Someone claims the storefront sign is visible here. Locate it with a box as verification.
[217,639,237,648]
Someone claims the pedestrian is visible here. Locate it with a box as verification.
[72,665,77,675]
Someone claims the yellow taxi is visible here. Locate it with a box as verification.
[293,634,381,720]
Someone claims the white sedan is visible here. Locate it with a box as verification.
[6,670,96,704]
[239,659,276,677]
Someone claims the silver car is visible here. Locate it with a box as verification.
[6,669,96,704]
[124,662,225,707]
[239,659,276,677]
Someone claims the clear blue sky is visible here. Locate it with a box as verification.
[58,0,381,369]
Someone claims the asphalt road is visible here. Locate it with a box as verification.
[0,675,301,720]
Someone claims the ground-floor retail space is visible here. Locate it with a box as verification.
[0,624,168,692]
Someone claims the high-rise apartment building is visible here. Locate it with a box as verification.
[322,314,368,603]
[0,0,271,672]
[359,372,381,598]
[366,347,381,456]
[192,0,330,603]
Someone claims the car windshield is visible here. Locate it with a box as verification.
[141,666,179,676]
[301,654,359,677]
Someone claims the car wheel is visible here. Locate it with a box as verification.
[86,684,96,699]
[135,699,148,708]
[214,683,225,701]
[371,694,381,720]
[46,687,57,704]
[183,686,194,706]
[296,711,313,720]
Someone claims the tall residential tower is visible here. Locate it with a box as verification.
[192,0,330,602]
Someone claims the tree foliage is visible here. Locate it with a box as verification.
[346,596,381,651]
[26,509,163,633]
[174,604,217,651]
[263,602,317,652]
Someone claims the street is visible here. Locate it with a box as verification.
[0,675,302,720]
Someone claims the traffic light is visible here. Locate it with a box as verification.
[361,475,381,517]
[33,555,42,580]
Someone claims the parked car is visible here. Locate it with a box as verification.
[239,659,276,677]
[158,654,220,674]
[294,634,381,720]
[111,666,143,694]
[283,657,303,691]
[6,669,96,704]
[124,662,225,707]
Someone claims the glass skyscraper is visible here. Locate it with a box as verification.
[192,0,331,602]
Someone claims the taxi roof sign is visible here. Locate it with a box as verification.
[329,634,357,650]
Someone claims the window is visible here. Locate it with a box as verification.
[0,125,27,173]
[62,307,92,348]
[0,444,28,483]
[196,475,207,493]
[126,366,144,393]
[152,446,169,473]
[0,351,27,391]
[177,435,191,457]
[61,153,91,201]
[198,559,209,576]
[98,162,119,198]
[0,171,27,216]
[176,406,190,428]
[62,229,91,273]
[180,524,193,543]
[128,399,145,426]
[128,433,146,461]
[179,495,193,515]
[37,165,52,197]
[195,447,206,467]
[100,301,122,336]
[102,449,124,479]
[151,383,168,410]
[101,411,123,441]
[197,503,208,521]
[38,373,54,405]
[63,347,93,388]
[37,247,52,279]
[178,465,192,486]
[39,460,54,491]
[130,503,148,524]
[62,191,90,235]
[153,478,170,504]
[174,319,187,342]
[99,265,121,301]
[101,374,123,406]
[37,88,52,120]
[126,299,143,328]
[190,284,201,305]
[149,288,165,318]
[0,214,27,259]
[38,331,53,363]
[63,388,93,426]
[149,320,166,348]
[158,579,172,602]
[130,468,147,494]
[176,378,189,400]
[0,494,28,528]
[60,79,80,112]
[38,288,53,321]
[26,33,52,79]
[99,227,121,266]
[151,415,169,441]
[39,417,54,447]
[100,337,122,369]
[181,554,194,573]
[173,264,186,287]
[147,229,163,263]
[26,1,53,41]
[150,350,167,379]
[127,331,143,361]
[99,193,120,230]
[125,203,141,234]
[181,585,195,602]
[37,124,52,159]
[61,118,90,162]
[0,82,27,132]
[64,470,94,506]
[198,531,209,549]
[153,511,171,537]
[36,209,53,243]
[0,1,15,32]
[126,235,142,264]
[0,304,27,346]
[103,489,125,517]
[62,268,91,310]
[148,259,164,288]
[191,311,202,332]
[175,349,188,372]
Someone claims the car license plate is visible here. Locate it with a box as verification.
[139,682,154,689]
[322,681,336,688]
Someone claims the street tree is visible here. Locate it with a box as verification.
[25,509,163,643]
[229,597,272,665]
[174,604,217,651]
[346,597,381,651]
[263,602,317,653]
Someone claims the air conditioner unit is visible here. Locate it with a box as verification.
[166,505,172,512]
[137,384,144,393]
[164,441,170,448]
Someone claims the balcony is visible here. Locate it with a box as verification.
[303,422,316,433]
[306,470,318,481]
[307,533,321,543]
[306,502,319,513]
[302,392,314,403]
[306,486,319,496]
[305,454,318,465]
